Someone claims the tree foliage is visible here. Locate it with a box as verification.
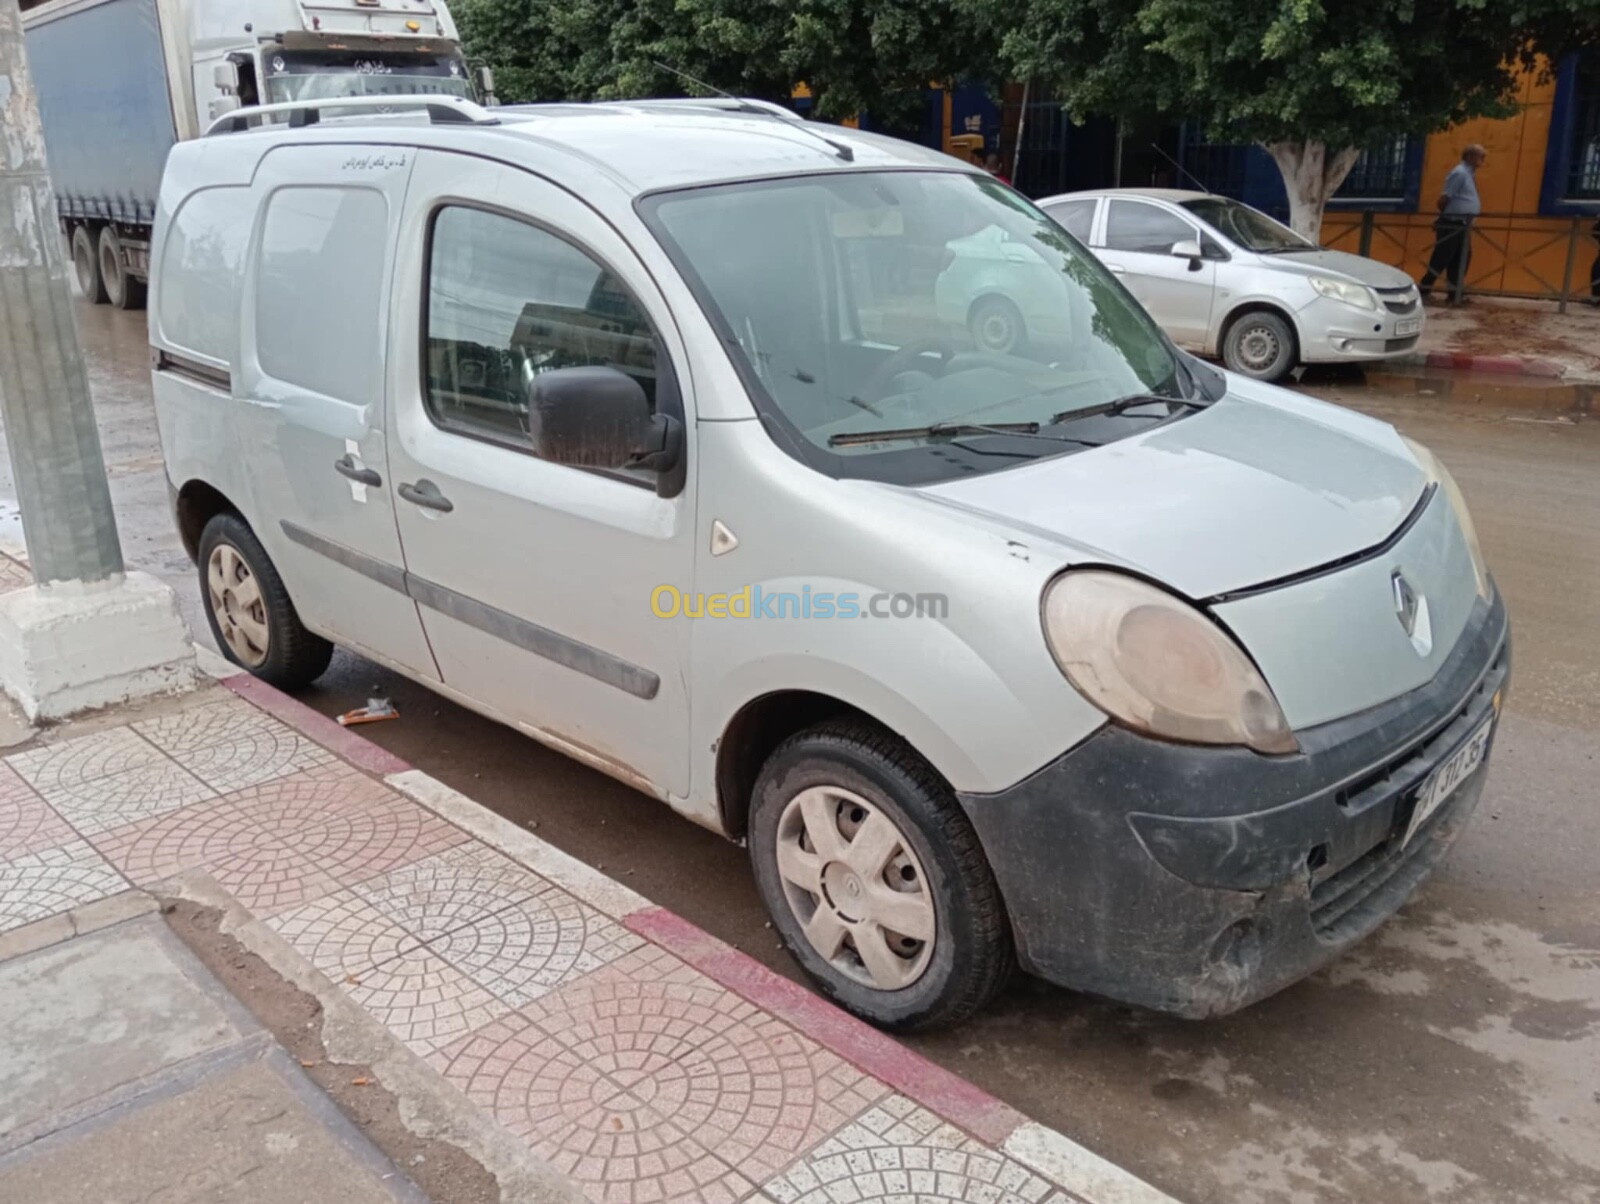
[455,0,996,125]
[991,0,1600,235]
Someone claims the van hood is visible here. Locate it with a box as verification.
[915,385,1427,600]
[1260,247,1415,290]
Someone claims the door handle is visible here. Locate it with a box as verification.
[398,478,454,513]
[334,454,382,487]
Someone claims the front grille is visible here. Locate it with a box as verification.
[1377,287,1419,315]
[1309,643,1506,942]
[1385,336,1420,352]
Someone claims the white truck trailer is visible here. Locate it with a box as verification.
[21,0,485,308]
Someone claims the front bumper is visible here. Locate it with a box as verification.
[957,591,1509,1018]
[1298,294,1423,362]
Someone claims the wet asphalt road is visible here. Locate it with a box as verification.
[6,299,1597,1204]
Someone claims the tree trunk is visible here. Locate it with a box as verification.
[1264,140,1363,243]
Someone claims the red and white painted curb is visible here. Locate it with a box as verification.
[204,646,1178,1204]
[1398,350,1567,378]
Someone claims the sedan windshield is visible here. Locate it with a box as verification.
[1181,197,1313,253]
[643,172,1186,483]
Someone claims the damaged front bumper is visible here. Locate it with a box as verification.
[957,591,1510,1018]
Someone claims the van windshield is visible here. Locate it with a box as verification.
[642,171,1189,484]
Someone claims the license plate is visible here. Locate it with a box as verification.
[1396,317,1422,336]
[1403,716,1493,847]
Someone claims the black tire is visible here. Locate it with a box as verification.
[198,513,333,689]
[749,718,1012,1031]
[1222,310,1297,381]
[98,225,147,311]
[967,295,1027,355]
[72,225,108,304]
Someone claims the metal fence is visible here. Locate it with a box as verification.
[1324,210,1599,313]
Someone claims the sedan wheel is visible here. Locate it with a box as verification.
[1223,311,1296,381]
[775,784,936,991]
[207,543,270,668]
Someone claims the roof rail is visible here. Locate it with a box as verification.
[204,95,499,137]
[620,96,804,122]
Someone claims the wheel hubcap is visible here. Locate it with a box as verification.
[1239,325,1280,371]
[974,310,1016,353]
[207,544,270,667]
[774,786,936,991]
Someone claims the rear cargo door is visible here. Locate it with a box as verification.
[235,142,440,678]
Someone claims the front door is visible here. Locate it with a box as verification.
[235,142,438,678]
[1096,198,1216,349]
[384,150,695,799]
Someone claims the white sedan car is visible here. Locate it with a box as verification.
[1035,189,1424,382]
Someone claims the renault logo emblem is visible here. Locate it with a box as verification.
[1392,570,1419,637]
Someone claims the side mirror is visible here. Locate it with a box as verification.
[526,366,682,481]
[473,65,497,106]
[1171,239,1203,270]
[213,61,241,93]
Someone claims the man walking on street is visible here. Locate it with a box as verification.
[1420,143,1486,304]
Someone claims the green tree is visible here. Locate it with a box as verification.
[993,0,1600,239]
[455,0,996,128]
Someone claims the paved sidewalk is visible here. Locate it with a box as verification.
[0,561,1174,1202]
[1412,296,1600,380]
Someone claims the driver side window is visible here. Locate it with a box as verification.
[1103,200,1198,255]
[424,205,659,450]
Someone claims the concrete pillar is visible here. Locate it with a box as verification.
[0,0,193,721]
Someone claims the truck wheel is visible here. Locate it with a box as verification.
[98,226,147,311]
[199,513,333,689]
[72,225,109,304]
[1223,310,1296,381]
[748,718,1012,1031]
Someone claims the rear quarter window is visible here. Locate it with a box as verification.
[157,187,252,365]
[254,186,388,402]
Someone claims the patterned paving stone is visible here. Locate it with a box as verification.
[428,888,644,1007]
[762,1095,1087,1204]
[89,797,267,886]
[0,764,76,858]
[208,834,341,917]
[16,757,216,837]
[7,727,166,793]
[0,554,31,593]
[267,889,421,981]
[0,840,128,933]
[344,944,508,1054]
[222,762,398,835]
[136,698,336,791]
[432,945,887,1197]
[280,793,469,888]
[355,842,552,942]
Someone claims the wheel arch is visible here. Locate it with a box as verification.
[716,689,949,841]
[175,478,243,563]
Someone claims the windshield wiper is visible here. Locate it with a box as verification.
[828,421,1099,449]
[1048,393,1196,425]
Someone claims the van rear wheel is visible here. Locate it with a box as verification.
[72,225,108,304]
[748,719,1011,1031]
[97,225,146,311]
[198,514,332,689]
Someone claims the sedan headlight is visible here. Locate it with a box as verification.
[1041,571,1298,754]
[1403,437,1492,599]
[1309,275,1378,310]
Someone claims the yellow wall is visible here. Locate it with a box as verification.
[1323,62,1590,298]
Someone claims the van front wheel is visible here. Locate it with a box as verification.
[198,514,332,689]
[748,719,1011,1031]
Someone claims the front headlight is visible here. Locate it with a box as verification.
[1041,571,1298,755]
[1309,275,1378,310]
[1403,437,1492,599]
